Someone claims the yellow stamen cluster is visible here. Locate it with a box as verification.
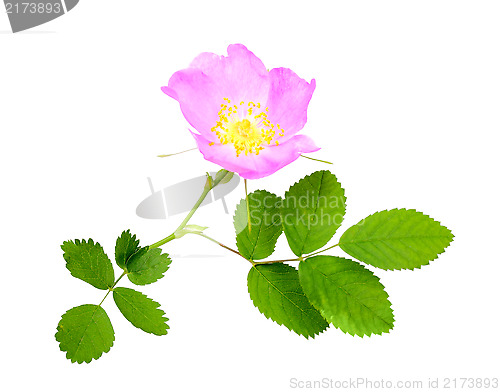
[210,98,285,157]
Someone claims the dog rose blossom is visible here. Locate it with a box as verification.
[162,44,319,179]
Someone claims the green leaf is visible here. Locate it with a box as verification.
[61,239,115,290]
[339,209,454,270]
[281,170,346,256]
[234,190,282,260]
[126,247,171,285]
[115,230,140,269]
[299,256,394,337]
[113,287,169,336]
[247,263,329,338]
[55,304,114,364]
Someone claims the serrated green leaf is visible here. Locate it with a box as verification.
[126,247,171,285]
[247,263,329,338]
[55,304,114,364]
[234,190,282,260]
[115,230,140,269]
[61,239,115,290]
[339,209,454,270]
[281,170,346,256]
[113,287,169,335]
[299,256,394,337]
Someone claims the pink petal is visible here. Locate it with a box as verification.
[265,68,316,141]
[190,44,270,104]
[191,132,320,180]
[161,69,220,141]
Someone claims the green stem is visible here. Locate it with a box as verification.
[149,233,176,249]
[301,154,333,165]
[98,271,127,306]
[197,233,253,264]
[244,179,251,233]
[98,291,111,307]
[149,171,230,249]
[149,187,210,249]
[251,243,340,265]
[178,187,211,231]
[252,257,301,265]
[112,271,127,289]
[195,233,302,266]
[305,243,339,258]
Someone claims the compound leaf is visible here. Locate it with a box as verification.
[55,304,114,364]
[282,170,346,256]
[299,256,394,337]
[126,247,171,285]
[115,230,140,269]
[234,190,282,260]
[247,263,329,338]
[339,209,454,270]
[61,239,114,290]
[113,287,169,336]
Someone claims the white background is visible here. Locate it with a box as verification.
[1,1,499,391]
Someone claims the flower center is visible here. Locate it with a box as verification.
[210,98,285,157]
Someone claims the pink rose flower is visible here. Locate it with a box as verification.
[162,44,319,179]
